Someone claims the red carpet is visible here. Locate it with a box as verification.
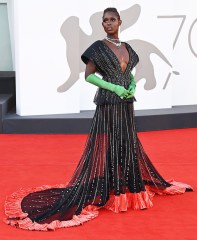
[0,128,196,240]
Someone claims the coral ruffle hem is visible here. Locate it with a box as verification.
[4,180,192,231]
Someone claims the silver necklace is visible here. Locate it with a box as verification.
[105,36,122,48]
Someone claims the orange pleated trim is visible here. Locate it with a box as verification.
[104,188,155,213]
[4,184,99,231]
[4,180,192,231]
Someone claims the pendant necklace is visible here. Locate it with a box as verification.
[105,36,122,48]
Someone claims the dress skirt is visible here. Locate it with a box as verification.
[4,102,192,231]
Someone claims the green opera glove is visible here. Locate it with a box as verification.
[126,73,136,99]
[86,73,130,98]
[128,73,136,93]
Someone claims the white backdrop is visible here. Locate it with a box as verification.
[8,0,197,115]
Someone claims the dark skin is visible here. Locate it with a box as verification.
[85,11,130,78]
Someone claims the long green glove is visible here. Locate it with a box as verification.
[128,73,136,94]
[126,73,136,99]
[86,73,130,98]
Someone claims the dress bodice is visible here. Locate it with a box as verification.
[81,40,139,105]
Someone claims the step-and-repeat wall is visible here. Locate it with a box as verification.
[6,0,197,115]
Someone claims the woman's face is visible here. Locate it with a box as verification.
[102,12,121,36]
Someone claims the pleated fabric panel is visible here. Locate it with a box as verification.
[18,103,170,224]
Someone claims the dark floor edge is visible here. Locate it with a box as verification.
[2,105,197,134]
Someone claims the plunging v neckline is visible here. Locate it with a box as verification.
[100,40,131,75]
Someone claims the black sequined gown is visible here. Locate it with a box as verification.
[4,41,192,231]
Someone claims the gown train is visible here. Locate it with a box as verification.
[4,103,193,231]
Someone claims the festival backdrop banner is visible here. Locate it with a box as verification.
[7,0,197,115]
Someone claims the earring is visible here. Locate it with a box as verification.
[118,26,121,36]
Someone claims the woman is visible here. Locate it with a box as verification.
[4,7,192,231]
